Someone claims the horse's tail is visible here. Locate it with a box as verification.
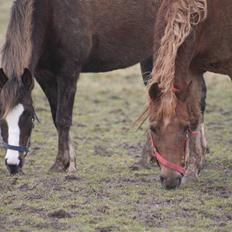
[149,0,207,118]
[1,0,34,78]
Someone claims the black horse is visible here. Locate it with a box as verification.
[0,0,207,177]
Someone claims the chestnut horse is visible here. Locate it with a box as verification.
[147,0,232,189]
[0,0,165,174]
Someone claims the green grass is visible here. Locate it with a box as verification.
[0,1,231,232]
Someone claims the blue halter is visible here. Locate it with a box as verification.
[0,111,40,156]
[3,144,29,153]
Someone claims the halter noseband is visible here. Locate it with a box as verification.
[3,144,29,153]
[149,129,199,175]
[2,122,33,157]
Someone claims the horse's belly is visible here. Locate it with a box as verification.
[81,0,158,72]
[82,44,152,73]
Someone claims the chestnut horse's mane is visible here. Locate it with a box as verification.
[148,0,207,120]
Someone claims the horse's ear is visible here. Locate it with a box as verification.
[22,68,34,90]
[148,82,162,101]
[0,68,8,89]
[175,81,193,102]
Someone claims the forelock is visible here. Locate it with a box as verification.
[0,78,22,119]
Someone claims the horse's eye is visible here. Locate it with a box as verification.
[150,125,157,133]
[26,112,31,117]
[184,125,189,132]
[23,110,33,117]
[190,122,198,131]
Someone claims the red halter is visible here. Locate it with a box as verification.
[149,129,199,175]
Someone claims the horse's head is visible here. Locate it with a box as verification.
[0,68,34,174]
[148,81,201,189]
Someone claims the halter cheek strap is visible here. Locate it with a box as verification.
[1,111,39,157]
[149,129,199,175]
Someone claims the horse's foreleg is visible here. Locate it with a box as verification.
[130,58,154,170]
[184,128,203,182]
[196,76,209,171]
[184,75,208,181]
[140,57,153,86]
[130,136,154,170]
[35,69,67,172]
[35,69,58,125]
[200,76,209,155]
[50,66,80,174]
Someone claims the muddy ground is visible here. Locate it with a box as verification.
[0,1,231,232]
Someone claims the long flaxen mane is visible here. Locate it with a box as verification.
[148,0,207,120]
[0,0,34,118]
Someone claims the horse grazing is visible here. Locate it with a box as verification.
[147,0,232,189]
[0,0,163,174]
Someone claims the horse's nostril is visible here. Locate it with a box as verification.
[19,157,23,168]
[177,176,182,187]
[7,165,19,175]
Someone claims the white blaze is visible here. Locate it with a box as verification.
[5,104,24,165]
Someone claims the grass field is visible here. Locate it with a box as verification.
[0,1,231,232]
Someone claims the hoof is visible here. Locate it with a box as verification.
[130,160,152,170]
[130,162,143,171]
[199,160,206,172]
[205,146,210,154]
[67,164,77,174]
[49,161,67,173]
[182,169,199,185]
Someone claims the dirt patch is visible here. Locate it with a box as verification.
[122,142,144,158]
[94,145,112,157]
[48,209,72,219]
[95,226,119,232]
[64,175,81,182]
[14,204,45,217]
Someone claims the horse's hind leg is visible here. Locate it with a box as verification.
[130,58,154,170]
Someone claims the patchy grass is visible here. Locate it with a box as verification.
[0,1,11,43]
[0,2,231,232]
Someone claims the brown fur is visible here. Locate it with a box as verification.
[0,0,163,174]
[148,0,207,119]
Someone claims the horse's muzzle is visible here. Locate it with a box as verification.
[160,175,182,190]
[5,157,22,175]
